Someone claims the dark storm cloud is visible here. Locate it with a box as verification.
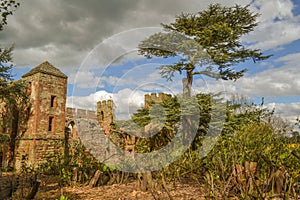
[0,0,215,67]
[2,0,139,48]
[1,0,267,68]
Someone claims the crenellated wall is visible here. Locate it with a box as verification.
[95,93,172,154]
[0,60,174,170]
[97,100,114,136]
[144,92,172,109]
[65,107,97,141]
[66,107,97,121]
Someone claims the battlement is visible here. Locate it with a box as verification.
[96,100,114,136]
[97,99,114,109]
[96,100,114,116]
[144,92,172,108]
[66,107,97,120]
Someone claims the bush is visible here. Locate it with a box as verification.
[38,141,104,186]
[201,122,300,198]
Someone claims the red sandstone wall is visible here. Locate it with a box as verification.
[15,72,67,170]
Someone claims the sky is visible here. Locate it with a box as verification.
[1,0,300,124]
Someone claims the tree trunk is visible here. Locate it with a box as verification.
[184,70,193,97]
[10,105,19,169]
[89,170,102,188]
[26,177,40,200]
[138,172,153,192]
[182,77,193,145]
[72,167,78,186]
[64,127,70,165]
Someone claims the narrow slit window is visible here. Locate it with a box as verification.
[50,96,57,108]
[101,111,104,121]
[48,116,54,132]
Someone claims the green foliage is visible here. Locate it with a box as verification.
[102,165,116,172]
[223,96,274,135]
[57,195,68,200]
[138,3,271,97]
[0,133,10,143]
[132,96,183,152]
[0,0,25,106]
[0,45,13,79]
[291,118,300,142]
[0,0,20,31]
[128,92,299,197]
[38,141,104,186]
[131,93,220,152]
[201,122,300,198]
[0,0,24,100]
[0,0,19,92]
[132,107,150,127]
[37,140,129,187]
[0,46,27,106]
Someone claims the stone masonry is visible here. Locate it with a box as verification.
[144,92,172,108]
[96,92,172,153]
[14,61,68,169]
[97,100,114,136]
[0,61,172,170]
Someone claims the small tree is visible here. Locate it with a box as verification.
[0,1,24,170]
[137,5,271,189]
[0,0,19,31]
[138,4,271,97]
[0,0,21,102]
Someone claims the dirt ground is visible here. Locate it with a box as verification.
[35,176,207,200]
[2,173,298,199]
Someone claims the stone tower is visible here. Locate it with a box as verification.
[15,61,67,169]
[97,100,114,136]
[144,92,172,109]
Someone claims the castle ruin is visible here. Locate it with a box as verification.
[0,61,171,170]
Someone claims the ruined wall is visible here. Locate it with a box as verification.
[1,60,175,170]
[97,100,114,136]
[66,107,97,141]
[0,100,9,134]
[14,62,67,170]
[95,93,172,154]
[0,93,30,169]
[21,72,67,136]
[144,92,172,109]
[14,139,63,170]
[0,100,10,168]
[66,107,97,121]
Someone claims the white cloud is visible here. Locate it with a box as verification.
[267,102,300,122]
[192,61,300,123]
[276,52,300,66]
[67,90,112,110]
[79,27,162,70]
[69,61,185,92]
[244,20,300,50]
[67,89,146,120]
[13,44,86,68]
[68,71,100,88]
[214,65,300,97]
[252,0,294,22]
[243,0,300,50]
